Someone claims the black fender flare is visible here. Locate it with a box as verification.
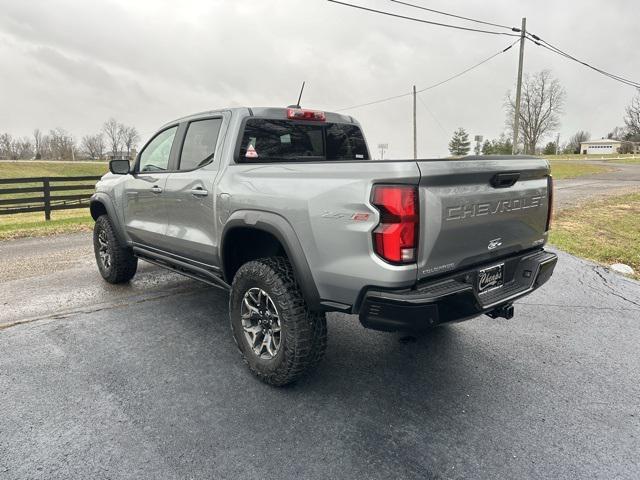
[220,210,321,310]
[89,193,128,245]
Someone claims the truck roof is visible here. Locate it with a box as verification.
[163,107,359,129]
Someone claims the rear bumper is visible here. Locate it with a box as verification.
[358,249,557,332]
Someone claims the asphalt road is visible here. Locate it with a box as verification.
[1,232,639,480]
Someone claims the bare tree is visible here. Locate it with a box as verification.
[565,130,590,154]
[15,137,34,159]
[82,133,106,160]
[119,125,140,158]
[624,90,640,136]
[505,70,566,154]
[33,128,43,159]
[48,128,75,160]
[607,126,628,141]
[103,118,122,158]
[39,133,52,159]
[0,133,15,159]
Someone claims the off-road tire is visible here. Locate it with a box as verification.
[93,214,138,284]
[229,256,327,386]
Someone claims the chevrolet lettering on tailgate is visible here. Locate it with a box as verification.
[445,195,544,221]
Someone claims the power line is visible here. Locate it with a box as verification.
[330,0,640,89]
[388,0,515,31]
[527,33,640,88]
[336,39,519,111]
[416,39,519,94]
[416,93,448,135]
[326,0,520,37]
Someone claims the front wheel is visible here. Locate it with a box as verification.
[93,214,138,284]
[229,257,327,386]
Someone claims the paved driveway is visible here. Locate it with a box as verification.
[1,233,639,479]
[553,160,640,210]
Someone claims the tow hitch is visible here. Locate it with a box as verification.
[486,303,514,320]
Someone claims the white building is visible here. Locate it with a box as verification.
[579,139,623,155]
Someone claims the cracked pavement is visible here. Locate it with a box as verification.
[1,232,639,479]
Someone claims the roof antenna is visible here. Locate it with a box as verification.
[289,81,305,108]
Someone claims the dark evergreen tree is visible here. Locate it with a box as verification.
[448,127,471,156]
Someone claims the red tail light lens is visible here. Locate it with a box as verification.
[546,175,553,231]
[371,185,419,264]
[286,108,326,121]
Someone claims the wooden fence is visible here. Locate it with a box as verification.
[0,176,101,220]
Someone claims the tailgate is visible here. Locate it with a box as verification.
[416,156,550,281]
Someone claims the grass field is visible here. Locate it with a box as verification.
[543,153,639,161]
[0,209,93,240]
[0,160,108,178]
[0,161,106,239]
[548,161,612,179]
[550,192,640,279]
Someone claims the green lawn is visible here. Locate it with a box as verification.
[548,160,612,180]
[0,160,108,178]
[544,153,638,161]
[0,161,106,239]
[0,209,93,240]
[550,192,640,279]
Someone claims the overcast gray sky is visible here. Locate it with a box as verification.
[1,0,638,158]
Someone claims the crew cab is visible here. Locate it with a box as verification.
[90,107,557,385]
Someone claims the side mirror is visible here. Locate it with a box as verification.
[109,159,130,175]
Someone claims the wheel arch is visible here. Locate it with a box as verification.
[89,193,128,245]
[220,210,321,310]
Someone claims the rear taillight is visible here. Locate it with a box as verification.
[546,175,554,231]
[286,108,326,121]
[371,185,419,264]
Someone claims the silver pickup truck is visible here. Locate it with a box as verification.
[90,106,557,386]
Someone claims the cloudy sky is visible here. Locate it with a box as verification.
[1,0,638,158]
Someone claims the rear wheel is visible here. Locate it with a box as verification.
[93,214,138,284]
[229,257,327,386]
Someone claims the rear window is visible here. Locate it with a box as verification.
[238,119,369,162]
[179,118,222,170]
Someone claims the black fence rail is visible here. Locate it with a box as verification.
[0,176,101,220]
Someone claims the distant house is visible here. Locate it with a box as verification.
[579,139,639,154]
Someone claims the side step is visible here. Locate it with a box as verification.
[132,246,230,292]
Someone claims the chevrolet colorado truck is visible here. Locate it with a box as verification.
[90,107,557,386]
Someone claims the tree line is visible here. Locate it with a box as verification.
[0,119,140,161]
[449,70,640,156]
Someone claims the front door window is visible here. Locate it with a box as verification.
[139,127,178,172]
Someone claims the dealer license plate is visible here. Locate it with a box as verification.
[477,264,504,294]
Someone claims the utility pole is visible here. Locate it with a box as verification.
[377,143,388,160]
[512,17,526,155]
[412,85,417,160]
[555,132,560,155]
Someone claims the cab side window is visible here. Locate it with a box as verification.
[138,126,178,172]
[179,118,223,170]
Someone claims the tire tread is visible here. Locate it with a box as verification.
[230,256,327,386]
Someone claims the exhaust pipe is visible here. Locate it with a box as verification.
[486,303,514,320]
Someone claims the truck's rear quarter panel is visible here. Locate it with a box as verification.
[220,160,421,306]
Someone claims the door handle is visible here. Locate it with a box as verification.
[150,185,163,194]
[490,172,520,188]
[190,187,209,197]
